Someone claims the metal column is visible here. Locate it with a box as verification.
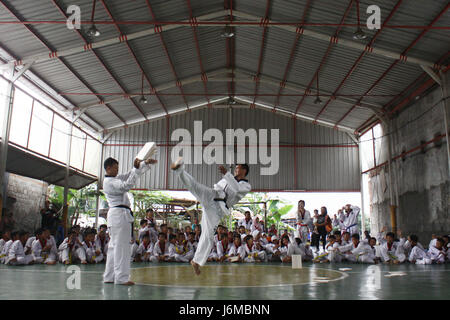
[94,139,105,229]
[0,69,15,223]
[358,138,366,235]
[62,114,74,236]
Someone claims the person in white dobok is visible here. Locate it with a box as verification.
[342,204,360,235]
[171,158,251,275]
[296,200,311,244]
[102,156,157,285]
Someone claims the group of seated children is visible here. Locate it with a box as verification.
[313,226,449,265]
[1,218,448,266]
[0,224,110,266]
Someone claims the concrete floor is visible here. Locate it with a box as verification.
[0,262,449,300]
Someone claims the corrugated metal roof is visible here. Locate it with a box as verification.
[0,0,447,135]
[104,107,360,191]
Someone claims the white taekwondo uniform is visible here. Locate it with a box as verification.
[428,245,446,264]
[32,238,57,263]
[58,237,86,263]
[332,211,346,232]
[238,218,253,232]
[216,240,229,260]
[238,243,266,262]
[409,245,432,264]
[6,240,34,265]
[376,233,406,263]
[343,206,360,235]
[103,161,152,284]
[82,240,104,263]
[174,166,251,266]
[95,234,110,257]
[135,241,153,262]
[150,240,170,262]
[1,240,13,264]
[296,210,312,244]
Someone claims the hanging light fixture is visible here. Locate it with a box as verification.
[87,0,100,38]
[139,72,148,104]
[221,24,235,38]
[314,73,322,104]
[353,0,367,40]
[227,96,237,105]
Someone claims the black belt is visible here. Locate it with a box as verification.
[113,205,133,217]
[213,198,229,209]
[112,205,134,237]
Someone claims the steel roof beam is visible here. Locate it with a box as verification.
[251,0,271,108]
[186,0,211,107]
[332,2,449,127]
[312,0,404,123]
[294,0,355,114]
[0,9,444,71]
[145,0,191,110]
[231,10,445,70]
[50,0,145,123]
[273,0,312,110]
[76,68,229,112]
[0,0,107,130]
[98,0,168,116]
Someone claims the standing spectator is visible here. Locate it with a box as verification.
[239,211,253,232]
[296,200,312,244]
[313,207,330,253]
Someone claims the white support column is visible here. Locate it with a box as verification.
[0,67,15,222]
[62,113,74,235]
[94,141,105,229]
[358,138,366,235]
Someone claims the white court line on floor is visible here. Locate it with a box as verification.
[130,265,349,288]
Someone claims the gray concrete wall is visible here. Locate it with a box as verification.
[5,173,48,233]
[369,75,449,245]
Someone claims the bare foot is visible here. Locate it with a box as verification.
[191,260,201,276]
[119,281,135,286]
[170,157,183,170]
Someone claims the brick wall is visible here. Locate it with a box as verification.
[5,173,48,233]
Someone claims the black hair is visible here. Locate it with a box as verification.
[99,224,107,230]
[18,230,29,238]
[35,228,44,236]
[189,232,195,237]
[295,238,302,245]
[369,237,377,243]
[140,219,148,226]
[436,238,445,245]
[160,224,167,229]
[146,208,154,213]
[220,233,228,240]
[239,225,245,229]
[104,157,118,170]
[244,235,253,243]
[169,234,177,241]
[237,164,249,176]
[351,233,360,240]
[158,232,166,238]
[333,230,341,236]
[298,200,305,205]
[386,232,395,238]
[84,228,95,237]
[11,231,19,239]
[328,235,336,240]
[409,234,418,243]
